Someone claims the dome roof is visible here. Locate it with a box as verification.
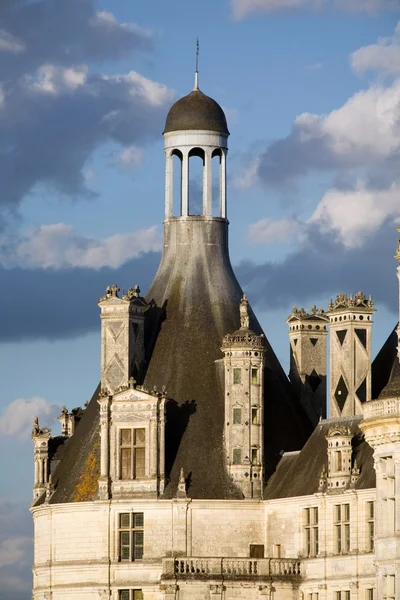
[163,89,229,135]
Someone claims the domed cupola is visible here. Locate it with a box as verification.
[163,61,229,220]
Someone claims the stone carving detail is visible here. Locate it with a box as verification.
[99,283,120,302]
[209,584,225,595]
[328,292,373,311]
[176,467,187,498]
[122,284,141,300]
[32,416,50,438]
[239,294,250,329]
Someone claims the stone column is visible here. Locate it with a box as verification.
[165,152,174,218]
[150,418,157,478]
[98,394,110,500]
[203,149,212,217]
[181,150,189,217]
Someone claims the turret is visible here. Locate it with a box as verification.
[327,292,375,417]
[98,284,147,394]
[360,228,400,599]
[221,295,266,498]
[31,416,51,502]
[286,305,328,426]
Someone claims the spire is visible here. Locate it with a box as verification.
[194,37,199,90]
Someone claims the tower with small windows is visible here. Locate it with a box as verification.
[286,305,329,426]
[221,295,266,498]
[327,292,375,417]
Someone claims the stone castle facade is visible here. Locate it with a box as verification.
[31,75,400,600]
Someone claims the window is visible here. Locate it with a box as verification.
[251,448,258,465]
[304,507,319,557]
[366,501,375,552]
[382,456,395,534]
[251,408,258,424]
[120,428,145,480]
[335,450,342,471]
[233,368,241,384]
[119,592,143,600]
[335,593,350,600]
[251,368,258,384]
[383,575,395,600]
[307,594,319,600]
[366,589,375,600]
[233,448,242,464]
[334,504,350,554]
[233,408,242,424]
[118,513,144,561]
[249,544,264,558]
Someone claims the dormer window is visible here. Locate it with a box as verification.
[335,450,342,471]
[233,368,241,384]
[120,428,146,480]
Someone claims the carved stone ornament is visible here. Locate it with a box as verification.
[98,590,110,599]
[210,584,225,595]
[160,583,178,593]
[99,283,120,302]
[239,294,250,330]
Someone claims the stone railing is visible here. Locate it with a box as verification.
[162,557,301,580]
[363,397,400,419]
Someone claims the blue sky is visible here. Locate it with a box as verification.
[0,0,399,597]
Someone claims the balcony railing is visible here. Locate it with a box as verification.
[363,397,400,419]
[162,557,302,580]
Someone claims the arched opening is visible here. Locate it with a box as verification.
[171,149,182,217]
[188,147,204,216]
[212,148,222,217]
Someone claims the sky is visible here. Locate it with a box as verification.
[0,0,399,597]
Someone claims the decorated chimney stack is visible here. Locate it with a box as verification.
[286,305,329,425]
[327,292,375,417]
[221,295,266,499]
[98,284,148,395]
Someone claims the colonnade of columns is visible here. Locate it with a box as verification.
[165,147,227,219]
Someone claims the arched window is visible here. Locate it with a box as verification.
[188,147,205,216]
[212,148,222,217]
[171,149,182,217]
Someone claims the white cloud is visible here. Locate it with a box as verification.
[351,21,400,75]
[27,64,88,95]
[104,70,174,107]
[231,0,398,17]
[249,217,301,244]
[0,397,60,439]
[309,183,400,247]
[120,145,143,168]
[0,29,25,54]
[1,223,162,269]
[233,156,261,189]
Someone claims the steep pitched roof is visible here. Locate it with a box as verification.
[371,324,398,400]
[264,416,375,500]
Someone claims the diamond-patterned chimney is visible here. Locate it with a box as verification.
[327,293,375,418]
[98,284,147,394]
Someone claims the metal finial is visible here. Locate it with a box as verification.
[194,38,199,90]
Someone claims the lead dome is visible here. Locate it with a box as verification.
[163,89,229,135]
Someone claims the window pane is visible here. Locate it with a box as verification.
[233,408,241,424]
[251,368,258,384]
[344,592,350,600]
[133,591,144,600]
[313,508,318,525]
[368,501,374,519]
[344,504,350,521]
[233,448,241,464]
[335,505,341,522]
[121,448,132,480]
[134,531,144,560]
[119,591,130,600]
[135,447,145,478]
[120,532,131,560]
[305,508,310,526]
[251,408,258,424]
[135,428,145,446]
[313,527,319,555]
[134,513,144,528]
[344,524,350,552]
[233,368,241,384]
[121,429,132,445]
[251,448,258,464]
[119,513,130,528]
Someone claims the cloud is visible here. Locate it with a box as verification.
[238,218,398,314]
[0,223,162,269]
[231,0,400,18]
[241,78,400,188]
[120,145,144,169]
[249,217,301,244]
[0,0,174,215]
[0,501,33,600]
[0,397,60,439]
[0,251,160,342]
[351,21,400,75]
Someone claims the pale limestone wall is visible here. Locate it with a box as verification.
[32,489,378,600]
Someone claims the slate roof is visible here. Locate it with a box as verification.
[163,90,229,135]
[264,416,375,500]
[371,324,398,400]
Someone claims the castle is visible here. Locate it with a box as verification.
[31,73,400,600]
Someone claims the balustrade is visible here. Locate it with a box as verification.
[162,557,301,580]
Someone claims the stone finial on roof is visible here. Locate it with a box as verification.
[99,284,120,302]
[328,292,375,312]
[177,467,187,498]
[239,294,250,330]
